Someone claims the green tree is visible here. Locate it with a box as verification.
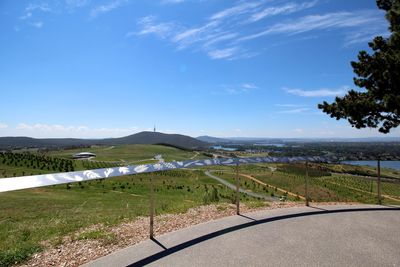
[318,0,400,133]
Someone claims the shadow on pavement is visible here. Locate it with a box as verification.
[238,214,257,221]
[128,207,399,267]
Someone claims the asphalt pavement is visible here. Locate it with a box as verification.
[83,204,400,267]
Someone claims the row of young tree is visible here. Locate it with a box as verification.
[0,152,75,172]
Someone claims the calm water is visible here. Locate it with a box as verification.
[211,146,238,151]
[342,160,400,170]
[254,143,285,147]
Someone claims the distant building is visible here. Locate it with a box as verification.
[154,154,164,162]
[73,152,96,159]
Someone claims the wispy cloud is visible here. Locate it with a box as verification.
[26,3,52,13]
[65,0,91,9]
[208,47,239,59]
[209,1,261,21]
[217,82,259,95]
[249,1,317,22]
[18,3,52,30]
[284,86,349,97]
[161,0,185,4]
[241,83,258,89]
[276,107,310,114]
[30,21,44,28]
[13,123,140,138]
[133,0,326,60]
[344,23,390,46]
[275,104,306,108]
[129,16,179,38]
[90,0,126,18]
[134,1,387,60]
[0,123,8,129]
[239,10,385,41]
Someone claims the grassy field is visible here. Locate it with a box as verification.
[0,169,264,266]
[0,145,257,266]
[206,163,400,204]
[47,144,205,164]
[1,145,400,266]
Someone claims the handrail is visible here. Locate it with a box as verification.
[0,155,332,193]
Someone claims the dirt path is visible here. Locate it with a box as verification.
[324,180,400,202]
[221,171,305,200]
[190,152,199,159]
[204,171,276,201]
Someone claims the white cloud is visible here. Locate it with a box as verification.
[131,16,178,39]
[90,0,126,18]
[249,1,318,22]
[134,2,387,60]
[65,0,90,8]
[277,107,310,114]
[284,86,349,97]
[275,104,305,107]
[134,1,322,60]
[202,32,238,48]
[0,123,8,129]
[241,83,258,89]
[19,3,51,20]
[219,82,258,94]
[26,3,52,13]
[12,123,140,138]
[344,23,390,46]
[208,47,239,59]
[161,0,185,4]
[209,2,261,21]
[18,3,52,29]
[30,21,44,28]
[19,12,32,20]
[239,10,386,41]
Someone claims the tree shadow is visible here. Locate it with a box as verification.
[128,207,399,267]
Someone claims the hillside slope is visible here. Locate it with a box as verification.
[0,132,208,150]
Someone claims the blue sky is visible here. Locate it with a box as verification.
[0,0,398,138]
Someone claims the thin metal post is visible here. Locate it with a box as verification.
[377,159,382,205]
[305,161,309,206]
[235,163,240,215]
[149,177,155,238]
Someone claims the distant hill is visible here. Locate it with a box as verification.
[197,135,400,144]
[196,135,231,143]
[0,132,208,150]
[100,132,207,149]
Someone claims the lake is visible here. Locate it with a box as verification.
[254,143,285,147]
[341,160,400,170]
[211,145,238,151]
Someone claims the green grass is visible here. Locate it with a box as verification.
[47,144,206,164]
[210,171,292,199]
[1,146,399,266]
[0,168,259,266]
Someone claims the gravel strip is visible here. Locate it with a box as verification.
[21,201,355,267]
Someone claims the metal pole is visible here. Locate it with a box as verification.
[235,163,240,215]
[377,159,382,205]
[149,177,155,238]
[305,161,309,206]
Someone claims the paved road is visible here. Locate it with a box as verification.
[84,205,400,267]
[204,171,277,201]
